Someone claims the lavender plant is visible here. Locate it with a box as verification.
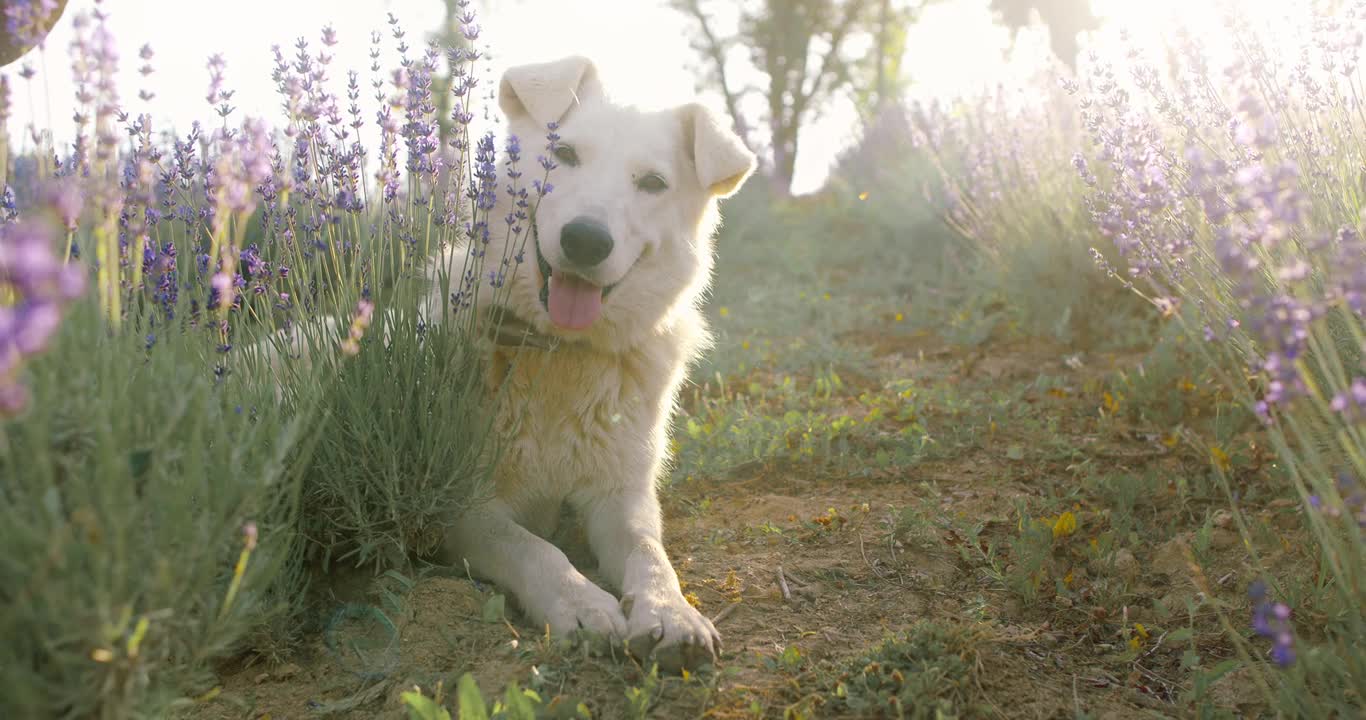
[1065,7,1365,710]
[870,4,1364,712]
[0,0,544,714]
[903,5,1366,713]
[0,204,84,413]
[902,64,1151,347]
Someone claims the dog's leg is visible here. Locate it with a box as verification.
[449,499,627,643]
[580,487,720,671]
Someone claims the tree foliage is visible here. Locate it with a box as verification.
[988,0,1099,70]
[673,0,927,195]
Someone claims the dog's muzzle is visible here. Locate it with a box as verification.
[533,220,622,312]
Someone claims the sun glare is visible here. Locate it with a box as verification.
[1091,0,1322,52]
[0,0,1338,195]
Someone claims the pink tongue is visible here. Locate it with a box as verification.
[547,271,604,330]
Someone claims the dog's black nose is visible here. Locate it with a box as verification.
[560,218,613,267]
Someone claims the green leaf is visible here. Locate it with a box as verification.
[382,568,417,591]
[1167,627,1194,644]
[128,448,154,478]
[502,683,538,720]
[400,689,452,720]
[481,594,506,623]
[457,674,489,720]
[1006,445,1025,460]
[1205,658,1242,685]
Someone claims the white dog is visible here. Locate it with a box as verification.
[432,56,755,671]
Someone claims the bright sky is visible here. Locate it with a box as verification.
[1,0,1316,195]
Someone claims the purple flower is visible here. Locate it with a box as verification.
[1270,640,1295,668]
[0,381,30,415]
[474,132,498,211]
[42,179,82,231]
[210,271,234,311]
[1329,378,1366,420]
[137,42,156,101]
[339,299,375,356]
[12,302,61,355]
[4,0,61,50]
[1248,581,1297,669]
[0,215,85,418]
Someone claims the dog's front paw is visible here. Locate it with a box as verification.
[620,591,720,673]
[537,576,628,651]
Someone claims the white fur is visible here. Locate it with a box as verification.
[432,56,753,671]
[266,56,755,671]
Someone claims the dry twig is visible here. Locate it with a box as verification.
[710,601,741,626]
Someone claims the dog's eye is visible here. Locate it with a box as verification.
[635,173,668,194]
[552,144,580,167]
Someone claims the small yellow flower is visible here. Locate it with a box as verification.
[1162,432,1180,448]
[1102,391,1121,415]
[1134,623,1149,640]
[684,592,701,609]
[894,312,904,322]
[1052,511,1078,538]
[822,292,831,301]
[741,340,750,350]
[857,191,869,200]
[1210,445,1231,472]
[719,306,730,317]
[91,648,115,663]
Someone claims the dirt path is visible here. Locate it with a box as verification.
[189,332,1287,719]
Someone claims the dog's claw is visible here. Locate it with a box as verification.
[627,626,661,662]
[623,592,721,673]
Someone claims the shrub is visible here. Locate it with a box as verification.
[0,0,540,714]
[1067,5,1366,711]
[826,622,983,719]
[908,3,1366,712]
[0,298,311,717]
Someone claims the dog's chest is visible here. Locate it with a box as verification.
[488,341,681,506]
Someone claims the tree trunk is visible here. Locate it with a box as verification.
[875,0,889,110]
[770,128,797,197]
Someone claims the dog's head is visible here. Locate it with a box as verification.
[496,56,755,348]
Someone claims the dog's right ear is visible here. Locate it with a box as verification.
[499,56,602,128]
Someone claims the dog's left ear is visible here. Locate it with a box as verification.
[499,56,602,128]
[681,103,756,198]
